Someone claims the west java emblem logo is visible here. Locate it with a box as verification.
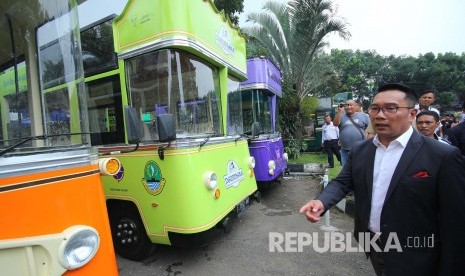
[224,160,244,189]
[216,26,235,55]
[142,161,166,195]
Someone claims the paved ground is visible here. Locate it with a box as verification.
[116,175,373,276]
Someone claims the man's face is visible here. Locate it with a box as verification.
[370,90,417,145]
[416,115,439,138]
[419,92,435,108]
[325,116,331,124]
[344,100,356,115]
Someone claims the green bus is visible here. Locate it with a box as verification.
[77,0,258,260]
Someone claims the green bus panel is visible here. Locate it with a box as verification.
[101,140,256,245]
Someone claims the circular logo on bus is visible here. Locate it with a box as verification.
[141,161,166,196]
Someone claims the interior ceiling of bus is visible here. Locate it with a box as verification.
[0,0,86,66]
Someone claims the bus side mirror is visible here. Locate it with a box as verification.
[251,122,260,137]
[157,114,176,142]
[124,105,142,144]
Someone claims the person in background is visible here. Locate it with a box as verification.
[460,102,465,123]
[416,110,451,145]
[414,89,441,134]
[333,100,370,167]
[300,83,465,276]
[440,113,454,139]
[451,117,461,128]
[448,120,465,156]
[355,100,363,112]
[415,89,440,115]
[365,122,376,139]
[321,114,341,168]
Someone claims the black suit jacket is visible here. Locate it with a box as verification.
[317,130,465,276]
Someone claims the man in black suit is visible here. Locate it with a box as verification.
[300,83,465,276]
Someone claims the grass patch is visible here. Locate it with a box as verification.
[289,152,342,180]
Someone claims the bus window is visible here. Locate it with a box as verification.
[43,88,71,145]
[0,62,30,145]
[86,76,125,145]
[81,16,118,77]
[227,75,243,136]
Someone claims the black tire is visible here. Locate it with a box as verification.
[108,205,155,261]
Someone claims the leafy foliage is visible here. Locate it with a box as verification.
[319,50,465,110]
[300,96,319,119]
[213,0,244,26]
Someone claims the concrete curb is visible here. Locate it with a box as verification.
[287,163,326,175]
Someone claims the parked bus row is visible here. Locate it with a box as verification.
[0,0,288,272]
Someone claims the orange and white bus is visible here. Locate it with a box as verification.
[0,0,119,275]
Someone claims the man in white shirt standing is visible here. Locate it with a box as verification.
[321,114,341,168]
[414,89,440,115]
[300,83,465,276]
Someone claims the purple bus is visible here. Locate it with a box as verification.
[238,56,288,183]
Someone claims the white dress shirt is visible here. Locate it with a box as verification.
[369,127,414,233]
[321,122,339,142]
[414,104,440,116]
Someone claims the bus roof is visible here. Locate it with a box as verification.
[113,0,247,79]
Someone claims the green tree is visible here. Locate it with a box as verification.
[319,49,385,109]
[245,35,272,58]
[320,49,465,110]
[243,0,350,100]
[213,0,244,26]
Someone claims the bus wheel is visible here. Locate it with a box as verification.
[109,207,155,261]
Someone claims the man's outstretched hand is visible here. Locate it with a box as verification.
[299,200,325,222]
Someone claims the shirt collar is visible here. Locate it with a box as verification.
[372,126,414,148]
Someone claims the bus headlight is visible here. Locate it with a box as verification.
[58,226,100,270]
[99,158,121,176]
[248,156,256,169]
[283,152,289,161]
[203,171,218,190]
[268,160,276,170]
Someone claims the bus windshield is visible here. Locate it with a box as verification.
[242,90,272,134]
[125,49,222,140]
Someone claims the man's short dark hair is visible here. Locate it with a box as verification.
[419,89,436,97]
[376,83,417,107]
[416,110,440,122]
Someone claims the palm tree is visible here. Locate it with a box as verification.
[243,0,350,100]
